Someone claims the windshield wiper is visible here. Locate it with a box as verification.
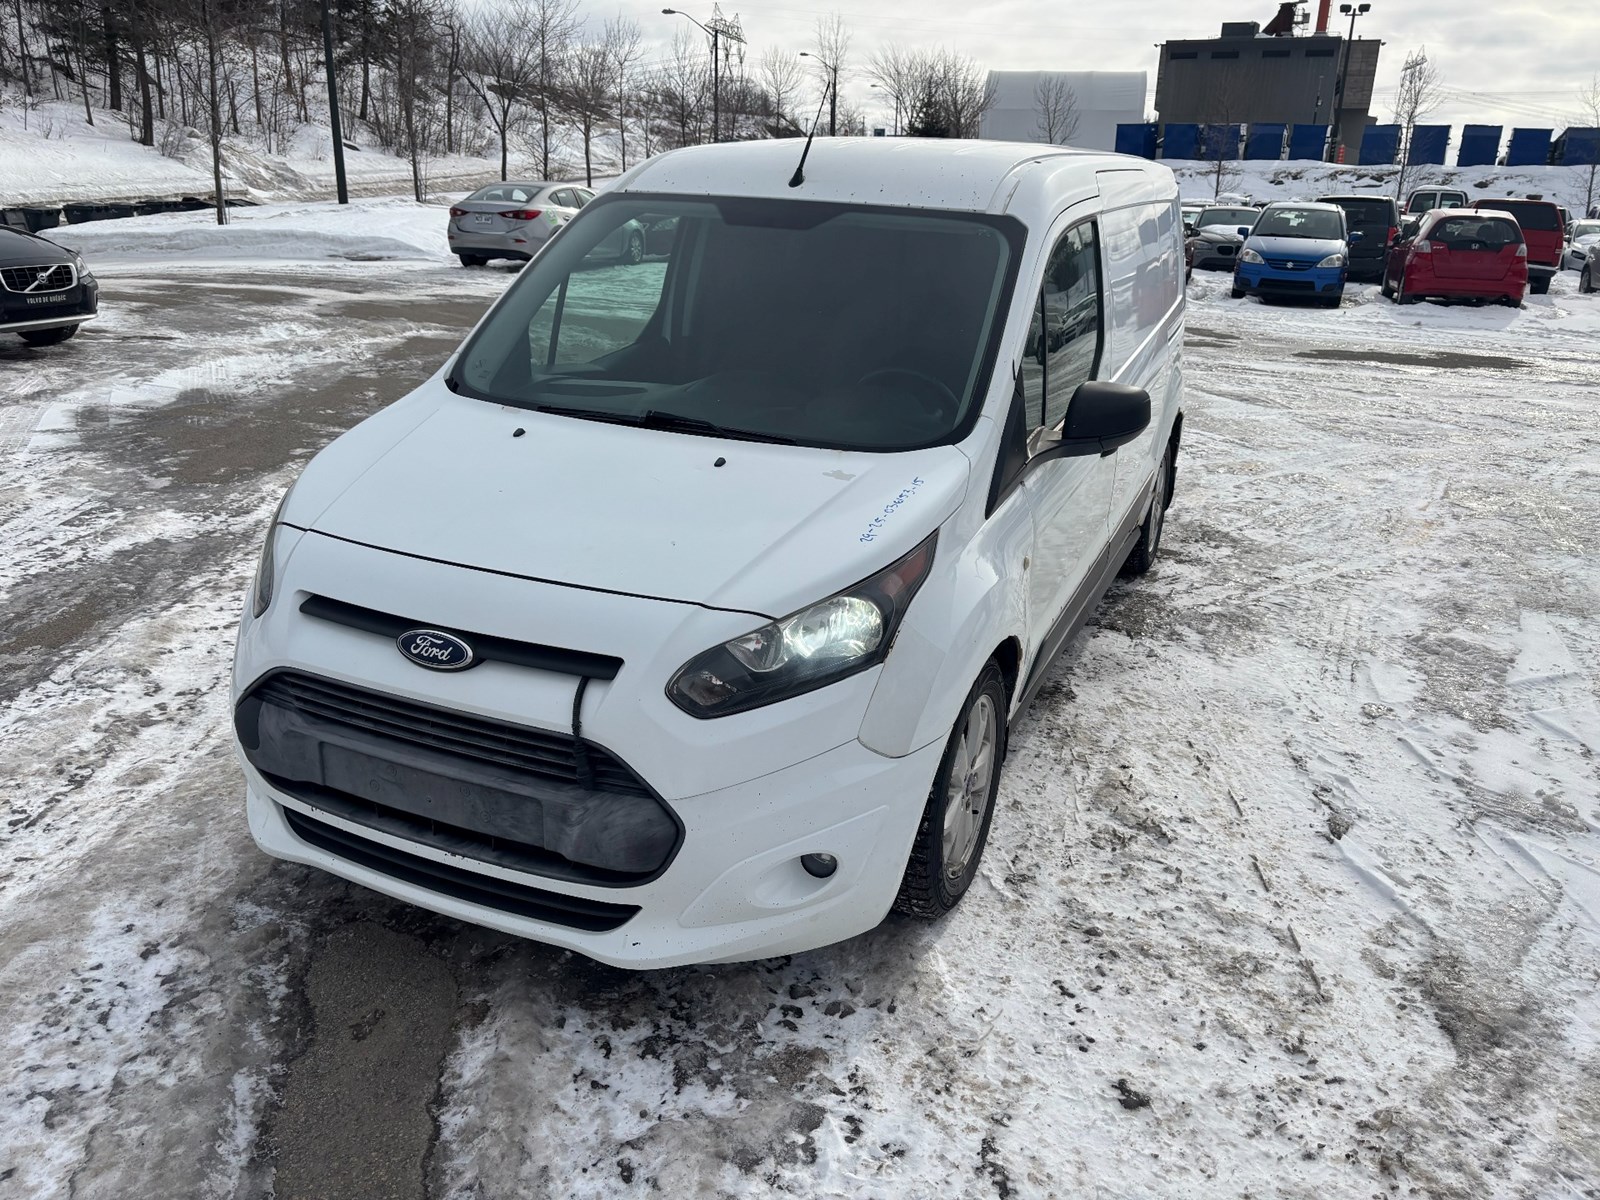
[531,404,795,444]
[638,410,796,444]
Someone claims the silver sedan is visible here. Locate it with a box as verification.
[447,182,645,267]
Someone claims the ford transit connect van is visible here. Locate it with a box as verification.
[232,140,1186,968]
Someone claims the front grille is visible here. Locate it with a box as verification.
[283,807,640,932]
[1,263,75,293]
[1218,245,1236,256]
[1266,258,1314,271]
[250,670,649,797]
[1258,277,1315,291]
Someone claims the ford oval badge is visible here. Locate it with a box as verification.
[397,628,476,671]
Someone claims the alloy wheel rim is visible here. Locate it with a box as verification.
[942,694,998,881]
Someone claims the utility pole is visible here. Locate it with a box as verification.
[663,5,745,143]
[1329,1,1371,163]
[800,51,838,135]
[320,0,348,202]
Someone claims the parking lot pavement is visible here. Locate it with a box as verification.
[2,262,1598,1199]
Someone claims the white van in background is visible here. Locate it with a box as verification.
[232,138,1186,968]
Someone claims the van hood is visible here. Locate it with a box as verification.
[296,385,971,619]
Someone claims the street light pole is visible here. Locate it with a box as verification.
[800,51,838,135]
[319,0,348,203]
[870,82,901,135]
[1330,2,1371,163]
[663,6,745,144]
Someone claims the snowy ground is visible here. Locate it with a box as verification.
[1,225,1599,1199]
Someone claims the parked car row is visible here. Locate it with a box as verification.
[1186,185,1591,307]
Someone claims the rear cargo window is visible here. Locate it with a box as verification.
[1476,201,1558,231]
[1328,200,1394,226]
[1429,217,1520,247]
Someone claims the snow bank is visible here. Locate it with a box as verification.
[0,98,500,207]
[41,196,455,262]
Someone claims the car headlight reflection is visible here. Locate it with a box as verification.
[1318,253,1346,268]
[1240,248,1265,264]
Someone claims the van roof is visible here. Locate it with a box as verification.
[614,138,1143,214]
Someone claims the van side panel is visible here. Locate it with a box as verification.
[1096,174,1183,531]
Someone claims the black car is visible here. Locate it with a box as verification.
[1316,194,1399,281]
[0,227,99,346]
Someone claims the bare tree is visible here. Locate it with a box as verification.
[865,43,915,136]
[1034,74,1079,145]
[755,47,802,132]
[811,11,849,136]
[649,25,709,150]
[1572,74,1600,219]
[527,0,579,178]
[603,15,642,171]
[561,39,611,186]
[1195,74,1246,198]
[462,0,539,181]
[900,48,993,140]
[1391,47,1445,205]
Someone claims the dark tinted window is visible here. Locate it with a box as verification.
[1305,46,1336,57]
[1040,222,1101,428]
[1476,200,1559,231]
[1211,50,1239,59]
[1169,50,1197,59]
[1253,207,1344,239]
[1429,216,1521,247]
[1195,206,1258,228]
[1323,198,1395,226]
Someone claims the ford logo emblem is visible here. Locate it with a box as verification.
[396,628,476,671]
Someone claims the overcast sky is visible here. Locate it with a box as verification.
[613,0,1600,132]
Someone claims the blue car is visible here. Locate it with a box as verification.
[1230,201,1359,307]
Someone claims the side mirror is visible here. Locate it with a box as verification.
[1046,382,1151,459]
[1235,226,1251,238]
[1349,230,1364,243]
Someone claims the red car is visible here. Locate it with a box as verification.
[1470,198,1565,294]
[1382,209,1527,307]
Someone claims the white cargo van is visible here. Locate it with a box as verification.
[233,139,1186,967]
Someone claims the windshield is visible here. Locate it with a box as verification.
[1195,207,1257,230]
[1569,220,1600,239]
[451,195,1023,451]
[1253,207,1344,240]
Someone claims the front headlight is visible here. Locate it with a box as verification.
[250,485,296,618]
[72,254,94,283]
[1318,253,1346,268]
[1240,248,1264,264]
[667,531,937,718]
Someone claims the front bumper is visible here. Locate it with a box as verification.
[233,529,946,967]
[1191,244,1240,270]
[244,733,941,968]
[1,280,98,332]
[1234,262,1345,295]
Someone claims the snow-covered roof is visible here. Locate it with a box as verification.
[616,138,1116,213]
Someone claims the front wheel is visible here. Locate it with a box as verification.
[1122,444,1171,577]
[18,324,78,346]
[1582,265,1595,294]
[622,231,644,264]
[1230,284,1246,299]
[892,662,1008,919]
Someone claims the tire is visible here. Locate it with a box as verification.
[1582,266,1595,294]
[1395,269,1418,304]
[1230,284,1246,299]
[18,324,77,346]
[1529,275,1550,295]
[458,253,486,267]
[1322,293,1342,308]
[892,662,1008,920]
[1122,443,1172,577]
[623,232,644,265]
[1380,271,1394,299]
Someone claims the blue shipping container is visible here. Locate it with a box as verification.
[1408,125,1449,165]
[1358,124,1400,165]
[1287,124,1329,161]
[1245,123,1287,160]
[1456,125,1502,167]
[1115,123,1159,159]
[1163,123,1200,160]
[1505,128,1552,166]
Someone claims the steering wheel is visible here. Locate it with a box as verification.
[856,367,959,426]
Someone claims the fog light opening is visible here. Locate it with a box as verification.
[800,853,837,879]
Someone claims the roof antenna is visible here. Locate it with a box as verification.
[788,81,832,188]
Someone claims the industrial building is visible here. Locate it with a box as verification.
[1154,1,1381,162]
[979,71,1149,153]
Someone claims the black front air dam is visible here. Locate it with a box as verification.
[235,673,681,884]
